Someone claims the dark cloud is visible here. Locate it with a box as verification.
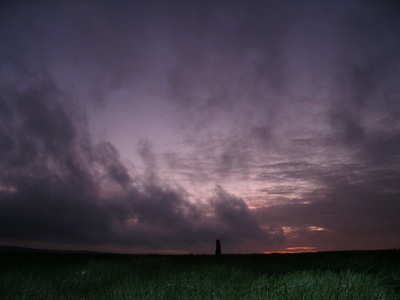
[165,1,290,134]
[162,1,400,153]
[0,66,274,252]
[95,141,131,187]
[0,72,108,244]
[211,186,271,245]
[327,1,400,148]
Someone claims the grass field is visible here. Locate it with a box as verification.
[0,250,399,299]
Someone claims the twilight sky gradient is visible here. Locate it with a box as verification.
[1,0,399,254]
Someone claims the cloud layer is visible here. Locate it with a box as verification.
[1,0,400,252]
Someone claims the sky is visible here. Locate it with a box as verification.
[0,0,399,254]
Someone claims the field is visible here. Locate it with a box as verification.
[0,250,399,299]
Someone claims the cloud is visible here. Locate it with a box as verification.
[165,1,290,135]
[254,164,400,250]
[1,0,399,253]
[211,186,272,245]
[0,67,275,252]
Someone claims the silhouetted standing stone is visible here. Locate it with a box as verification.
[215,239,221,256]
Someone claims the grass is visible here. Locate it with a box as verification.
[0,250,399,299]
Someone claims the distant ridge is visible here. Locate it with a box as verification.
[0,246,398,255]
[0,246,42,253]
[0,246,103,254]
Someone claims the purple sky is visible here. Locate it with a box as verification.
[1,0,399,254]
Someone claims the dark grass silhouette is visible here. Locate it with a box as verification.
[0,250,399,299]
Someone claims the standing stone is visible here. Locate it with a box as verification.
[215,239,221,256]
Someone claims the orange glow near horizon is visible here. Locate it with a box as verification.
[263,246,317,254]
